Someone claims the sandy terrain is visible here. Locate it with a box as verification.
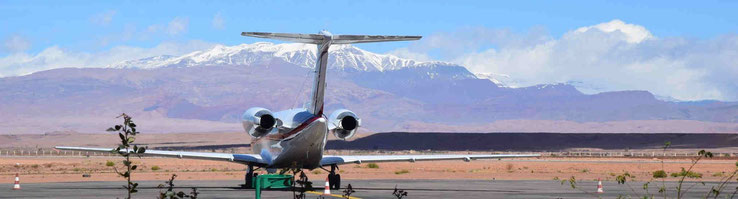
[2,157,736,184]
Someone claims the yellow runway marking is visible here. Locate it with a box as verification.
[306,191,361,199]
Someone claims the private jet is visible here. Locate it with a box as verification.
[57,30,539,189]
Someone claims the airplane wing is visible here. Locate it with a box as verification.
[55,146,268,166]
[319,154,540,166]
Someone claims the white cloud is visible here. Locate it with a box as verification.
[3,35,31,53]
[575,19,653,43]
[212,12,225,30]
[0,40,215,77]
[387,48,432,62]
[90,10,117,26]
[393,20,738,101]
[167,17,189,35]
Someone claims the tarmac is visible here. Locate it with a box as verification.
[2,179,734,198]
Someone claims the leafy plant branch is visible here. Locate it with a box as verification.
[107,113,146,199]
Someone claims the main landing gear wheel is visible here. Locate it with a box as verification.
[244,165,256,189]
[328,164,341,189]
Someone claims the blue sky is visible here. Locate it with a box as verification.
[2,0,736,54]
[2,1,738,101]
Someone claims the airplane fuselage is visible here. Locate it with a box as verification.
[251,108,328,169]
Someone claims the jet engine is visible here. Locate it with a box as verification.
[328,109,361,140]
[242,107,279,137]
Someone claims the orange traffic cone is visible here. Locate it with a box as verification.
[13,173,21,190]
[596,178,603,194]
[323,177,331,195]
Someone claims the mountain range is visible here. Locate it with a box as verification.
[1,42,737,134]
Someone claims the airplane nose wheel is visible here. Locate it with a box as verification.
[328,164,341,189]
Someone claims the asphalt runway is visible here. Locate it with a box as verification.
[2,179,733,198]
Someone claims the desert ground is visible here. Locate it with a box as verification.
[2,132,738,185]
[2,156,736,184]
[4,132,738,198]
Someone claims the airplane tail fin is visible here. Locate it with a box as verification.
[241,32,421,44]
[241,31,421,115]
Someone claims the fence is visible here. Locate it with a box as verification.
[1,149,735,158]
[515,151,737,158]
[0,149,117,157]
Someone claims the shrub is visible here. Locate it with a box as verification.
[106,160,115,167]
[151,165,161,171]
[506,163,514,171]
[367,163,379,169]
[670,168,702,178]
[652,170,667,178]
[394,169,410,175]
[107,113,146,199]
[312,170,322,174]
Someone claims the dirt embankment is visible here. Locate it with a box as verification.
[328,132,738,151]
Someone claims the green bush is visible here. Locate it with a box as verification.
[670,168,702,178]
[652,170,667,178]
[394,169,410,175]
[367,163,379,169]
[105,160,115,167]
[151,165,161,171]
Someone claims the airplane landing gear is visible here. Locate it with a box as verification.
[327,164,340,189]
[244,165,257,189]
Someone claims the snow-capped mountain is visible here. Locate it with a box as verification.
[2,42,738,134]
[474,73,514,87]
[108,42,456,72]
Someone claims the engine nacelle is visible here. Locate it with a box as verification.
[328,109,361,140]
[242,107,278,137]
